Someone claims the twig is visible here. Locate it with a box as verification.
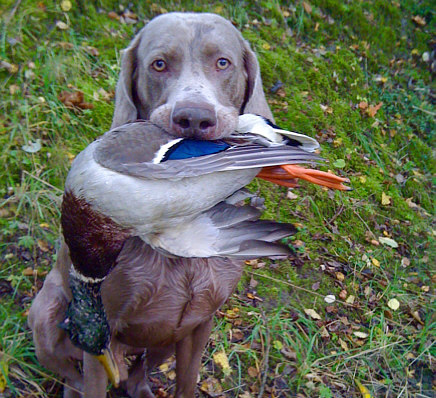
[22,170,63,193]
[412,105,436,117]
[352,208,376,238]
[246,270,357,307]
[5,0,22,25]
[327,203,345,225]
[258,309,270,398]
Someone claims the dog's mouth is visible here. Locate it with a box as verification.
[150,103,239,141]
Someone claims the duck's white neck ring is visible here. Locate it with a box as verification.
[69,265,106,284]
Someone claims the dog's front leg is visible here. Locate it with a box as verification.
[175,317,214,398]
[83,352,108,398]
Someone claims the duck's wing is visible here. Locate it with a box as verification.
[147,201,295,259]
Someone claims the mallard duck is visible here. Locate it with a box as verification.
[59,115,349,386]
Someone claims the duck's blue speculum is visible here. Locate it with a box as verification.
[161,139,230,161]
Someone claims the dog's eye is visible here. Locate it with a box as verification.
[216,58,230,70]
[152,59,167,72]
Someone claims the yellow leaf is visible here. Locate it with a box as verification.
[61,0,72,11]
[387,298,400,311]
[336,272,345,282]
[262,43,271,51]
[355,379,373,398]
[0,361,8,393]
[371,258,380,267]
[381,192,391,206]
[213,351,232,376]
[359,176,367,183]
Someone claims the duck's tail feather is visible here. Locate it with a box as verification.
[257,165,351,191]
[147,202,295,259]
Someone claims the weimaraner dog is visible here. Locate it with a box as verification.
[29,12,273,397]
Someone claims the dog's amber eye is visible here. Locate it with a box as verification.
[152,59,167,72]
[216,58,230,70]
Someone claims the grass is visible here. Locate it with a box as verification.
[0,0,434,397]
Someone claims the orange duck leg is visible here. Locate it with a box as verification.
[257,164,350,191]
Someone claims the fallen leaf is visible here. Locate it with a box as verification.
[381,192,391,206]
[367,102,383,117]
[302,1,312,14]
[0,361,8,393]
[338,338,349,351]
[378,237,398,248]
[22,139,42,153]
[281,346,297,360]
[387,298,400,311]
[339,290,347,300]
[358,101,368,110]
[371,258,380,267]
[108,11,120,20]
[324,294,336,304]
[0,60,19,74]
[273,340,283,350]
[61,0,72,11]
[262,43,271,51]
[22,267,35,276]
[247,366,258,377]
[320,326,330,338]
[333,159,346,168]
[37,239,49,252]
[346,295,355,304]
[335,272,345,282]
[355,379,373,398]
[9,84,20,94]
[287,189,298,200]
[213,351,232,376]
[58,90,94,110]
[56,21,69,30]
[401,257,410,267]
[304,308,321,320]
[353,331,368,339]
[200,377,223,395]
[412,15,426,26]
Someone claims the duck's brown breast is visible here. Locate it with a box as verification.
[102,237,243,348]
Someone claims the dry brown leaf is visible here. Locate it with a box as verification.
[338,338,349,351]
[58,90,94,110]
[358,101,368,110]
[37,239,49,252]
[247,366,258,377]
[302,1,312,14]
[108,11,120,20]
[367,102,383,117]
[412,15,426,26]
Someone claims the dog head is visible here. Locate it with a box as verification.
[111,12,272,139]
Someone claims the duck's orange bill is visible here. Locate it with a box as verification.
[257,165,351,191]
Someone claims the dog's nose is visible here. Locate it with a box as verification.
[172,106,217,138]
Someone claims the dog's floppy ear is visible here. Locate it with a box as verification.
[111,31,143,129]
[241,40,274,121]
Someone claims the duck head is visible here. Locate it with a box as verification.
[59,273,120,387]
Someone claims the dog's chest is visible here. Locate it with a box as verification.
[103,238,243,348]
